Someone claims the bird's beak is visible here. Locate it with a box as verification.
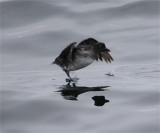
[104,48,110,52]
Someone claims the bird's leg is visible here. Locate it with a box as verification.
[65,71,79,83]
[65,70,73,82]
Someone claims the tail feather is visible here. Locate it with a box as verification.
[51,60,56,64]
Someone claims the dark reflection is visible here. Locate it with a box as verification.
[92,96,110,106]
[57,83,109,103]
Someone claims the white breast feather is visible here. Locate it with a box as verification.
[68,56,94,71]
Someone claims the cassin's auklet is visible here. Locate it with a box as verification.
[52,38,114,82]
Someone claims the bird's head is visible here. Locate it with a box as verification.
[94,42,110,53]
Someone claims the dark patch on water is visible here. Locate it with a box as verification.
[57,83,109,101]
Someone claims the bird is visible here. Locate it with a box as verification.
[52,38,114,82]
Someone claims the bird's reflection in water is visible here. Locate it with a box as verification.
[92,96,110,106]
[57,83,110,106]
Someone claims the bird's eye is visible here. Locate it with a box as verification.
[100,44,105,48]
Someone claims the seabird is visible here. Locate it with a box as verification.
[52,38,114,82]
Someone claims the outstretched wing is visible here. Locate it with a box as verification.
[52,42,77,68]
[100,51,114,63]
[67,42,76,65]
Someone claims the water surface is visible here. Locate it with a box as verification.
[1,0,160,133]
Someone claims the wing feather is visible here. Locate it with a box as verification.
[67,42,76,64]
[53,42,77,68]
[100,52,114,63]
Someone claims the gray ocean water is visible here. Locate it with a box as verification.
[0,0,160,133]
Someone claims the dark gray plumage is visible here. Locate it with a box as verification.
[52,38,114,81]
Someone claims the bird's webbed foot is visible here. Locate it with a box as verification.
[66,77,79,83]
[65,70,79,83]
